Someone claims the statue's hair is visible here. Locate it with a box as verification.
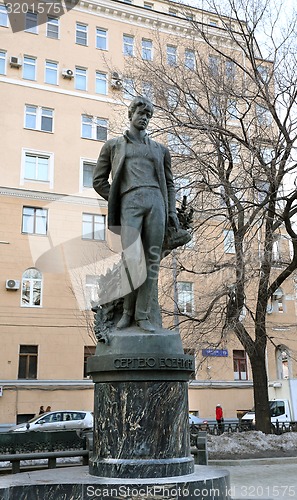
[128,96,154,121]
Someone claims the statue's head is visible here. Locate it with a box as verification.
[128,96,154,121]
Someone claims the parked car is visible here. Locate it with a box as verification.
[189,414,208,427]
[8,410,93,432]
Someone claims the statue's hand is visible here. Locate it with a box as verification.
[168,213,179,230]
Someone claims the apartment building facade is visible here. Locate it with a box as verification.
[0,0,296,424]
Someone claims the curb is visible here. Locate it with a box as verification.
[209,456,297,466]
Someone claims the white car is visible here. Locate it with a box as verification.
[189,414,208,428]
[8,410,93,432]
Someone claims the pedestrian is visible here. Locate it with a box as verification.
[45,405,51,412]
[38,405,45,415]
[216,404,224,434]
[93,95,179,332]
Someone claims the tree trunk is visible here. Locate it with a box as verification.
[249,354,271,434]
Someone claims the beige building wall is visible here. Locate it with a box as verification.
[0,0,297,424]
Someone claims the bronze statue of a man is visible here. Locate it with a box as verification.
[93,96,179,332]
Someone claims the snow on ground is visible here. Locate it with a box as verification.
[208,430,297,458]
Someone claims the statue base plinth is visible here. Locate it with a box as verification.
[87,327,195,479]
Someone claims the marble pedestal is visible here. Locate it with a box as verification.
[87,327,195,479]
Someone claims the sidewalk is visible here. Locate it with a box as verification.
[210,457,297,500]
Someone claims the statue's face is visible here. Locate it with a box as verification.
[130,106,151,130]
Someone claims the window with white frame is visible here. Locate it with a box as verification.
[142,81,154,101]
[185,49,195,70]
[167,88,179,110]
[260,147,274,164]
[142,39,153,60]
[256,104,272,126]
[230,143,240,164]
[225,60,235,79]
[22,206,48,235]
[0,50,6,74]
[46,17,59,38]
[168,133,191,155]
[123,78,135,100]
[0,4,8,27]
[76,23,88,45]
[276,345,291,379]
[227,99,238,120]
[45,60,58,85]
[82,213,106,240]
[167,45,177,66]
[81,115,108,141]
[25,105,54,132]
[96,28,107,50]
[177,282,194,313]
[223,229,235,254]
[185,93,197,112]
[209,54,219,76]
[21,268,42,307]
[123,35,134,56]
[23,151,52,183]
[85,276,99,309]
[25,12,38,34]
[23,56,36,80]
[82,160,96,188]
[75,67,87,90]
[256,180,269,204]
[233,350,247,380]
[210,96,220,117]
[95,71,107,94]
[272,288,284,313]
[175,177,192,202]
[257,65,269,82]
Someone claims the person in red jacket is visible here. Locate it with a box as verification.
[216,404,224,433]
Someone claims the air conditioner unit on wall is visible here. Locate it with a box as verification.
[111,79,123,90]
[10,56,22,68]
[62,68,74,78]
[6,279,20,290]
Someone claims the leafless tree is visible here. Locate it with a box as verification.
[120,0,297,432]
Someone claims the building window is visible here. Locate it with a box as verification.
[230,143,240,164]
[0,4,8,27]
[0,50,6,74]
[233,350,247,380]
[142,39,153,60]
[223,229,235,254]
[168,133,191,155]
[21,268,42,307]
[25,12,38,34]
[82,161,96,188]
[142,81,153,101]
[210,96,220,117]
[167,45,177,66]
[76,22,88,45]
[175,177,192,202]
[18,345,38,379]
[257,65,269,82]
[177,282,194,313]
[23,56,36,80]
[95,71,107,94]
[75,67,87,90]
[22,207,48,235]
[83,345,96,377]
[256,104,272,126]
[123,35,134,56]
[96,28,107,50]
[123,78,135,100]
[23,152,51,183]
[45,60,58,85]
[185,49,195,70]
[276,345,291,379]
[167,88,179,110]
[272,288,285,313]
[81,115,108,141]
[227,99,238,120]
[225,60,235,79]
[209,54,220,76]
[85,276,99,309]
[25,105,54,132]
[82,213,106,240]
[46,17,59,38]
